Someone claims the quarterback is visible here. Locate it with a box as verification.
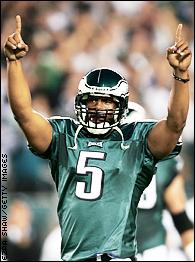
[4,15,191,261]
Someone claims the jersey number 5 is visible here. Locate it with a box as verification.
[75,151,106,200]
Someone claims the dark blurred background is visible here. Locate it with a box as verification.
[1,1,194,261]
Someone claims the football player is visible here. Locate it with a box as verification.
[4,15,191,261]
[125,103,194,261]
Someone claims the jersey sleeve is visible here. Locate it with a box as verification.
[28,116,65,160]
[135,121,182,173]
[160,137,183,162]
[141,121,158,174]
[141,121,182,160]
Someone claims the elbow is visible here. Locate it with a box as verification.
[13,113,25,123]
[171,121,186,133]
[167,116,186,133]
[12,107,33,124]
[14,114,23,125]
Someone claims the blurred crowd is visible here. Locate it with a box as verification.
[1,1,194,261]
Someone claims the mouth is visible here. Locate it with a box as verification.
[87,109,114,124]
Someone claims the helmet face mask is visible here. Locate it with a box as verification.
[75,68,129,134]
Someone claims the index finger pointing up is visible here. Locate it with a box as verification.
[175,24,183,42]
[16,15,21,34]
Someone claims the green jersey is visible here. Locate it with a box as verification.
[29,117,181,261]
[136,157,183,253]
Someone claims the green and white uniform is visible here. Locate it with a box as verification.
[29,117,181,261]
[136,157,183,254]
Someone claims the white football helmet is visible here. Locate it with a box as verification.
[75,68,129,135]
[122,101,146,124]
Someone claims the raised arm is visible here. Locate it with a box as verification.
[148,24,192,159]
[4,15,52,154]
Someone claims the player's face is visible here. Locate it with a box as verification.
[86,96,117,124]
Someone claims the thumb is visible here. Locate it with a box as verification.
[167,45,177,55]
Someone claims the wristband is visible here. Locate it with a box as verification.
[6,57,17,62]
[173,73,190,83]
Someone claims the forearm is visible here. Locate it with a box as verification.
[167,69,189,133]
[181,230,194,261]
[170,208,194,260]
[181,229,194,247]
[4,16,53,153]
[7,59,33,121]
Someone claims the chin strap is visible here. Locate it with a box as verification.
[113,126,130,150]
[68,125,83,150]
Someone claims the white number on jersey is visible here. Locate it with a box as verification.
[75,151,106,200]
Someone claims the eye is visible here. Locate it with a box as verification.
[105,98,113,103]
[88,97,98,104]
[90,98,97,103]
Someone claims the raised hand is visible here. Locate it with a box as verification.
[4,15,29,61]
[167,24,192,72]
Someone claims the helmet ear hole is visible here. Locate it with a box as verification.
[80,95,88,105]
